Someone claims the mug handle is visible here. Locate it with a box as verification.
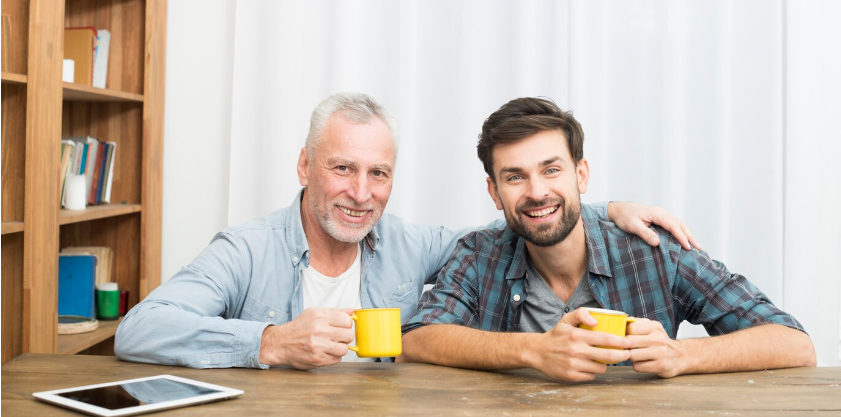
[347,313,359,353]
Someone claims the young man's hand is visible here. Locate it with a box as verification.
[626,317,687,378]
[522,308,631,381]
[259,307,355,369]
[607,202,701,250]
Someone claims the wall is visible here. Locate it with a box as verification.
[161,0,237,282]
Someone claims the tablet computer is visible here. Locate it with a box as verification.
[33,375,243,416]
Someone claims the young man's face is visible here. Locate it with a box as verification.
[297,112,395,243]
[487,129,589,247]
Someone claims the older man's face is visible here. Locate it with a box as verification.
[299,112,395,243]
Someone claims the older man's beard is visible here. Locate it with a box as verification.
[306,184,382,243]
[504,195,581,247]
[318,200,380,243]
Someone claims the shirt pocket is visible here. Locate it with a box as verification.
[241,297,290,325]
[382,280,419,323]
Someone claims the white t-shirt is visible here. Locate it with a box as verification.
[301,244,374,362]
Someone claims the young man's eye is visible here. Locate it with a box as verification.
[507,175,523,182]
[545,168,560,175]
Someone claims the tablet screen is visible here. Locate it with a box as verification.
[57,379,223,411]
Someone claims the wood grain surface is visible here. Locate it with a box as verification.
[3,354,840,416]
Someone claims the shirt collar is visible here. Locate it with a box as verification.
[504,204,613,280]
[287,188,380,266]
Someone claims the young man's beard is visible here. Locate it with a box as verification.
[504,196,581,247]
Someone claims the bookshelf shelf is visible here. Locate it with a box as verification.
[60,204,142,225]
[63,83,144,102]
[57,317,123,355]
[1,72,27,84]
[1,221,25,235]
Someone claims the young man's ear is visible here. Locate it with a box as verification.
[487,177,504,210]
[576,158,590,195]
[297,148,309,186]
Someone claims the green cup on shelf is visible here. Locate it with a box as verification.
[96,282,120,320]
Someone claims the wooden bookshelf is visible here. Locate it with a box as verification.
[60,204,142,225]
[1,221,25,235]
[63,82,144,102]
[1,71,27,84]
[57,318,124,355]
[1,0,167,363]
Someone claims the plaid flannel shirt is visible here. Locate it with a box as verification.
[403,205,804,364]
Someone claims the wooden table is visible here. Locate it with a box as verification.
[3,354,840,416]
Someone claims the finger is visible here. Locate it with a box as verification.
[574,328,632,349]
[586,346,632,364]
[569,356,609,375]
[338,308,356,316]
[562,370,598,382]
[632,358,664,374]
[649,213,689,249]
[625,333,661,350]
[626,318,657,335]
[560,308,598,328]
[679,220,702,250]
[323,340,351,358]
[327,310,354,328]
[628,343,666,363]
[627,218,661,247]
[329,328,355,344]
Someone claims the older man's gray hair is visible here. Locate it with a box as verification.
[305,92,399,157]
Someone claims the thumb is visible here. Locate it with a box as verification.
[339,308,356,316]
[560,308,598,328]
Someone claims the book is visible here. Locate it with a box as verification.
[58,254,97,318]
[95,142,109,204]
[92,29,110,88]
[88,140,105,205]
[61,246,112,285]
[84,137,98,198]
[63,27,97,85]
[103,141,117,203]
[59,141,75,207]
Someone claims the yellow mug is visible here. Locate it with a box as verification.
[348,308,402,358]
[578,307,636,364]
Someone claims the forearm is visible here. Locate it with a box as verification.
[116,301,269,369]
[678,324,816,375]
[400,325,536,370]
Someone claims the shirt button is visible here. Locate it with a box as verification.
[293,256,299,262]
[564,307,570,313]
[269,311,276,318]
[513,294,521,302]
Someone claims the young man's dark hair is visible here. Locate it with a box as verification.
[477,97,585,181]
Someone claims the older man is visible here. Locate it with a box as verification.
[116,93,697,369]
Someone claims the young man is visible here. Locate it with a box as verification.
[400,97,815,380]
[116,93,698,370]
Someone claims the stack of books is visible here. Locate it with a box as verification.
[60,137,117,208]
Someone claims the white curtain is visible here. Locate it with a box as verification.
[228,0,840,364]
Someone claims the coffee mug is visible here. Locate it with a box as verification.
[348,308,402,358]
[578,307,636,364]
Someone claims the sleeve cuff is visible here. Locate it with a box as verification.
[238,320,273,369]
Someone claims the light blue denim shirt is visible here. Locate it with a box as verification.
[115,189,607,369]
